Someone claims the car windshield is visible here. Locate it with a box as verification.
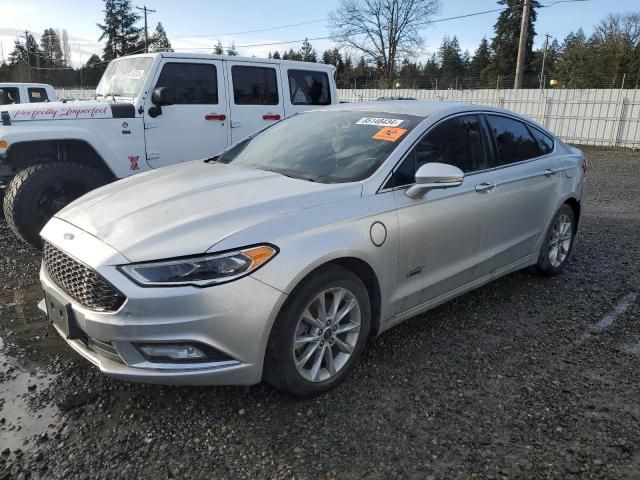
[95,57,153,99]
[217,110,423,183]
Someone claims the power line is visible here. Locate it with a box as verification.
[172,18,328,39]
[136,5,157,53]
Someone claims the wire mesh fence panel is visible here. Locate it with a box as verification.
[57,88,96,100]
[337,87,640,148]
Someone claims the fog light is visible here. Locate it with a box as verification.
[138,343,207,361]
[0,140,7,149]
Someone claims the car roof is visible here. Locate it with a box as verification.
[119,52,337,72]
[0,82,53,88]
[318,100,488,117]
[314,100,551,134]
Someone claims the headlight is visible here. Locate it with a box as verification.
[119,245,277,287]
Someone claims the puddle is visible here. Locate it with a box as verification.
[0,285,61,452]
[0,341,60,451]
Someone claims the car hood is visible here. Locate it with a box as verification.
[1,100,129,122]
[55,161,363,262]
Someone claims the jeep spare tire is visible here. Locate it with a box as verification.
[3,162,110,249]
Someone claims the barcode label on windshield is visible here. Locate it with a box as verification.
[356,117,404,127]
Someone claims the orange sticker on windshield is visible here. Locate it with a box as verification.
[372,127,407,142]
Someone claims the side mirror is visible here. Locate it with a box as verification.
[148,87,176,118]
[405,162,464,199]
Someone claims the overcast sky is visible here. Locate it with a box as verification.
[0,0,636,67]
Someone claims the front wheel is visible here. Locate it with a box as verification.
[264,265,371,398]
[3,162,110,249]
[536,204,576,276]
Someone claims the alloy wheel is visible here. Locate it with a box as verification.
[292,287,361,382]
[548,213,572,268]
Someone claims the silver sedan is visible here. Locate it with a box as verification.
[39,101,586,397]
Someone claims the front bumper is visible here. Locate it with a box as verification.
[39,218,288,385]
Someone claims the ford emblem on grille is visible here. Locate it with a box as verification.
[64,233,75,240]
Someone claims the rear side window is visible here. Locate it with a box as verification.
[391,115,489,187]
[155,63,218,104]
[529,126,554,155]
[288,69,331,105]
[486,115,541,165]
[0,87,20,105]
[232,66,278,105]
[28,88,48,103]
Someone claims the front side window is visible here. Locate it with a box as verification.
[218,111,422,183]
[155,63,218,104]
[486,115,541,165]
[232,66,278,105]
[28,87,48,103]
[0,87,20,105]
[391,115,489,187]
[288,69,331,105]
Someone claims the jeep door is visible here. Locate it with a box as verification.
[143,59,228,168]
[225,61,286,144]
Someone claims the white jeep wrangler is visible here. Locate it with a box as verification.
[0,83,57,105]
[0,53,337,247]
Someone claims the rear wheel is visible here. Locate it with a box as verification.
[536,204,576,276]
[3,162,110,249]
[264,265,371,398]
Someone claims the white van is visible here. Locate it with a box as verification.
[0,83,57,105]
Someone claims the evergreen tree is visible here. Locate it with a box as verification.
[213,41,224,55]
[81,54,106,86]
[423,54,440,88]
[40,29,64,67]
[468,37,491,84]
[226,42,238,56]
[149,22,172,52]
[300,38,317,62]
[272,50,281,59]
[485,0,540,85]
[438,36,465,86]
[97,0,141,61]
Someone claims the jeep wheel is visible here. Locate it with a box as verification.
[3,162,110,249]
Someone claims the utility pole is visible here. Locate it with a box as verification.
[23,30,32,82]
[514,0,531,89]
[539,34,551,90]
[136,5,157,53]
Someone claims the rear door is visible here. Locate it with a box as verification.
[226,61,285,143]
[144,58,228,168]
[484,114,561,267]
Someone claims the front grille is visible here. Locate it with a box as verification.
[43,242,126,312]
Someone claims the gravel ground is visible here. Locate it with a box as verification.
[0,145,639,479]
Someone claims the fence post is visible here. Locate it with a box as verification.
[613,97,629,148]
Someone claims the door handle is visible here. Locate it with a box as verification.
[262,113,281,120]
[475,182,496,193]
[205,113,226,121]
[544,168,557,177]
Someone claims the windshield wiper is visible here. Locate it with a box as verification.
[261,168,318,182]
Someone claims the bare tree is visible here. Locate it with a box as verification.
[329,0,440,86]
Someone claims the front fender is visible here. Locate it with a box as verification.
[0,119,147,178]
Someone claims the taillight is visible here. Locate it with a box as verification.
[582,157,588,174]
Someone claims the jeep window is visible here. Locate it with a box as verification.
[155,63,218,104]
[0,87,20,105]
[28,88,48,103]
[288,69,331,105]
[96,57,153,99]
[232,66,278,105]
[218,111,422,183]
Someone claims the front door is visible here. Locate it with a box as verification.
[226,61,285,144]
[391,114,499,313]
[144,59,228,168]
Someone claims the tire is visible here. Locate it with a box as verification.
[3,162,110,249]
[535,203,576,276]
[264,265,371,398]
